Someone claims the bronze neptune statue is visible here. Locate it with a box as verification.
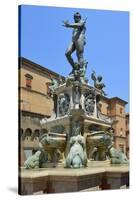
[63,12,86,73]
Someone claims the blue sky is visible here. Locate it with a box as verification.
[19,5,129,110]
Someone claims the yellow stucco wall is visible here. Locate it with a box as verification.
[20,67,53,116]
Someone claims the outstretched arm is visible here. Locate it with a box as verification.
[91,70,96,83]
[63,20,85,28]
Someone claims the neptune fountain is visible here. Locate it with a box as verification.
[24,12,128,170]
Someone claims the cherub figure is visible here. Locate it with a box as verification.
[91,70,107,96]
[48,77,59,96]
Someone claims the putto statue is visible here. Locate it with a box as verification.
[63,12,86,73]
[58,93,70,116]
[84,90,95,115]
[48,77,59,97]
[91,70,107,96]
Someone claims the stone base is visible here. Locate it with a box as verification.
[19,162,129,195]
[41,161,64,168]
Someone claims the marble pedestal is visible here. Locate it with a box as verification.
[19,162,129,195]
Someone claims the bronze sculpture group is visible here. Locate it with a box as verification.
[24,12,128,169]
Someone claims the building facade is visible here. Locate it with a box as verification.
[126,113,129,158]
[19,57,64,165]
[19,57,129,165]
[100,96,128,154]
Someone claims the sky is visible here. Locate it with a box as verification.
[19,5,129,110]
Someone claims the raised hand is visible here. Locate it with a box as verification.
[62,20,70,27]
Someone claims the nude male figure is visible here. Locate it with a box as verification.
[63,12,86,72]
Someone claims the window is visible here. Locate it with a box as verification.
[46,82,52,97]
[25,128,32,140]
[120,128,123,136]
[126,119,128,130]
[25,74,33,89]
[120,108,123,114]
[107,106,110,115]
[34,129,40,140]
[119,144,124,153]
